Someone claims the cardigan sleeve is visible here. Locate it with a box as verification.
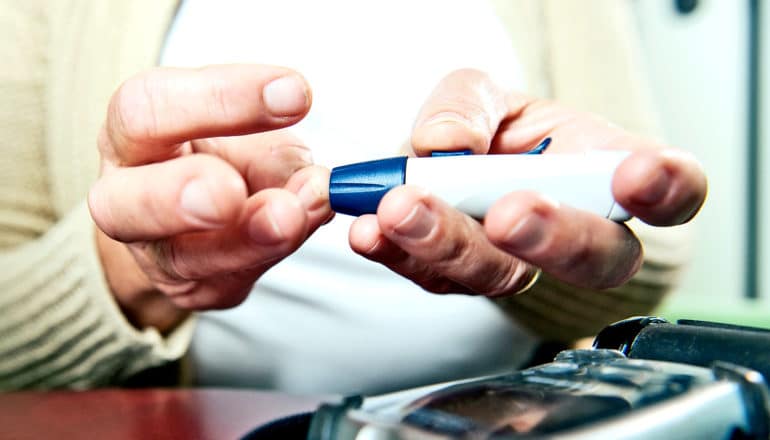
[0,201,194,390]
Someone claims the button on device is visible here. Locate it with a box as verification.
[537,362,581,376]
[555,349,626,366]
[588,365,649,388]
[674,0,698,15]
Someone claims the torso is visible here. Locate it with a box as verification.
[161,0,535,394]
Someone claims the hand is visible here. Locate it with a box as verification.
[348,69,706,296]
[88,65,332,331]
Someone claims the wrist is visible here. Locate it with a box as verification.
[95,228,189,334]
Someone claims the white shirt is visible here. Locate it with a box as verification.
[161,0,536,395]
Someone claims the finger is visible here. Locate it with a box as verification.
[349,214,472,294]
[89,154,246,242]
[283,165,334,229]
[613,149,707,226]
[192,130,313,193]
[490,94,667,158]
[363,186,538,296]
[411,68,511,156]
[103,64,312,165]
[485,192,643,289]
[145,167,332,290]
[489,97,584,154]
[144,188,308,281]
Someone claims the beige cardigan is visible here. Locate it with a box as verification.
[0,0,691,390]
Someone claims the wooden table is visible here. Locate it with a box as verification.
[0,388,325,439]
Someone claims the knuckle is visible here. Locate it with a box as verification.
[488,260,538,297]
[431,230,469,264]
[143,184,174,237]
[206,77,232,122]
[88,185,119,239]
[446,67,487,81]
[151,239,195,281]
[110,71,165,147]
[558,232,594,273]
[426,217,492,278]
[486,259,525,296]
[96,126,113,158]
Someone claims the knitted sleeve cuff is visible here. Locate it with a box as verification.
[0,201,194,390]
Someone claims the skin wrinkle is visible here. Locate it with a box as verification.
[207,76,233,125]
[378,190,541,297]
[479,255,519,296]
[109,77,188,166]
[422,209,522,295]
[139,239,191,285]
[473,78,507,134]
[96,128,119,165]
[491,97,556,149]
[492,259,537,297]
[127,74,163,148]
[370,238,411,267]
[454,219,518,294]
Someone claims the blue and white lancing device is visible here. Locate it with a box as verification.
[329,139,632,221]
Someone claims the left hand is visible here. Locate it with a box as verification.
[348,69,707,295]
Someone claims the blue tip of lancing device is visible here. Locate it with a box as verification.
[430,149,472,157]
[523,137,551,155]
[429,138,551,157]
[329,156,408,216]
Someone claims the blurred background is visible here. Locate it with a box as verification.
[633,0,768,325]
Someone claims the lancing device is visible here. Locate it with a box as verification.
[329,138,632,221]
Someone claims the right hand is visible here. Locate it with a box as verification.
[88,65,332,330]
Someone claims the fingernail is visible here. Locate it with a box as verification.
[632,167,671,205]
[295,173,326,210]
[423,111,470,128]
[263,76,309,117]
[392,202,436,239]
[503,212,548,252]
[180,179,221,225]
[248,204,285,245]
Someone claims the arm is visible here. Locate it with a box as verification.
[347,67,705,345]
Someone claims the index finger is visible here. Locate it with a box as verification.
[103,64,312,166]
